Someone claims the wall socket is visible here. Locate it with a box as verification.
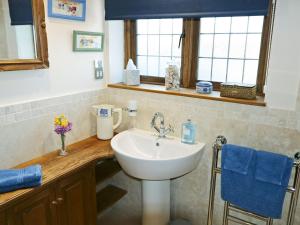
[94,60,103,80]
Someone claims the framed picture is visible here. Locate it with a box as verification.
[73,31,104,52]
[48,0,86,21]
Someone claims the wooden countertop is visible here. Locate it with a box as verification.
[0,136,114,209]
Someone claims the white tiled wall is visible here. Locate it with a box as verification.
[0,89,108,169]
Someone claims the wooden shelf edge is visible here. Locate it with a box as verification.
[96,185,127,214]
[108,83,266,107]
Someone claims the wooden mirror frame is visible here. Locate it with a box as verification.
[0,0,49,72]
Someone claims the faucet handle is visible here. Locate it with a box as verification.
[168,124,175,133]
[151,117,156,128]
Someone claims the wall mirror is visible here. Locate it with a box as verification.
[0,0,48,71]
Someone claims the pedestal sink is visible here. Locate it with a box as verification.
[111,129,205,225]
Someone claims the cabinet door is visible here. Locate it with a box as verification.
[9,188,57,225]
[56,167,97,225]
[0,211,6,225]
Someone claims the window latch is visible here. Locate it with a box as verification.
[178,31,185,48]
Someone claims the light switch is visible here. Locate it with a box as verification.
[94,60,103,80]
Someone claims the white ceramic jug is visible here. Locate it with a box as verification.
[93,104,122,140]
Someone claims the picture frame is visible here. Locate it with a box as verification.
[73,31,104,52]
[48,0,86,21]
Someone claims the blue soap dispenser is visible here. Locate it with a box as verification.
[181,119,196,144]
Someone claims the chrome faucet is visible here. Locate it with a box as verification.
[151,112,174,138]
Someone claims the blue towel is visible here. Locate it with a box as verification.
[222,144,254,175]
[221,144,293,219]
[0,165,42,194]
[255,150,290,185]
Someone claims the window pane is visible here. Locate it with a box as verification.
[212,59,227,82]
[160,19,173,34]
[213,34,229,58]
[227,59,244,83]
[229,34,246,58]
[199,34,214,57]
[136,19,183,77]
[173,57,182,68]
[137,35,147,55]
[246,34,261,59]
[215,17,231,33]
[148,20,160,34]
[137,20,148,34]
[148,35,159,55]
[172,19,183,34]
[148,57,159,76]
[243,60,259,84]
[231,17,248,33]
[200,18,215,33]
[159,57,172,77]
[248,16,264,33]
[198,58,212,81]
[197,16,263,85]
[172,35,181,57]
[137,56,147,75]
[160,35,172,56]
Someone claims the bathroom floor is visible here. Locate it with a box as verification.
[97,208,141,225]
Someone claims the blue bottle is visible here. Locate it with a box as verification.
[181,119,196,144]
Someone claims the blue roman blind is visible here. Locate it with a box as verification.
[8,0,33,26]
[105,0,270,20]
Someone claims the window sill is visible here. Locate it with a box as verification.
[107,83,266,107]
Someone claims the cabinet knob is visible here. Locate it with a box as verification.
[52,200,58,205]
[57,197,64,202]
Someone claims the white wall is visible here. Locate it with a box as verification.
[105,21,124,84]
[0,0,106,106]
[265,0,300,110]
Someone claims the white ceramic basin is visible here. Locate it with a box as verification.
[111,129,205,180]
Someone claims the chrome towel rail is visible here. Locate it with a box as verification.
[207,136,300,225]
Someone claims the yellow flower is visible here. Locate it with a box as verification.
[54,115,69,127]
[61,118,68,127]
[54,117,60,126]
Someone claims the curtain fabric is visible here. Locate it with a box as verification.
[105,0,270,20]
[8,0,33,26]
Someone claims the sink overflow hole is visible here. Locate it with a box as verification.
[156,142,160,147]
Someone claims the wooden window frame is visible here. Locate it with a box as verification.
[124,2,273,95]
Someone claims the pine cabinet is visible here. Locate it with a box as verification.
[0,211,6,225]
[5,165,96,225]
[9,188,57,225]
[56,168,97,225]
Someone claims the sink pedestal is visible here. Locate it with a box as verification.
[142,180,170,225]
[111,129,206,225]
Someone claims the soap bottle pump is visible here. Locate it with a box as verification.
[181,119,196,144]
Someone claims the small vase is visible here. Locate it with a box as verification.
[59,134,68,156]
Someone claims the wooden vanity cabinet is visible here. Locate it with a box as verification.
[0,211,6,225]
[56,167,97,225]
[5,165,97,225]
[8,188,57,225]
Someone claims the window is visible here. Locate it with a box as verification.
[136,19,183,77]
[198,16,264,85]
[124,3,273,95]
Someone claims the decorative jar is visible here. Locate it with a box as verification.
[165,61,180,90]
[196,81,213,94]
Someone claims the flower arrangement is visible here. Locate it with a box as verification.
[54,115,72,156]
